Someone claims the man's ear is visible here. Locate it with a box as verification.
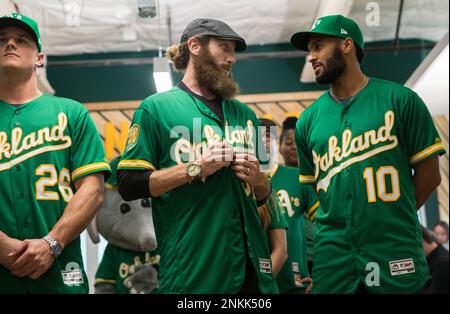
[187,37,202,56]
[35,52,45,67]
[342,38,354,56]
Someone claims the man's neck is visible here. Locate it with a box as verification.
[331,67,367,100]
[0,73,42,105]
[182,68,217,100]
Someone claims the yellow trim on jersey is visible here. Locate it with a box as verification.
[299,175,315,183]
[72,162,111,181]
[307,201,320,216]
[310,209,318,222]
[94,278,116,284]
[409,143,446,165]
[118,159,156,171]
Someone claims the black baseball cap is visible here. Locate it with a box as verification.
[180,18,247,52]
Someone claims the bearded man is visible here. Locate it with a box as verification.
[117,18,276,294]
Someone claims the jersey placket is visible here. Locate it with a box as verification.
[9,107,33,240]
[339,101,363,285]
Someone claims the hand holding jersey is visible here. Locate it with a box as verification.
[232,153,267,188]
[198,141,234,178]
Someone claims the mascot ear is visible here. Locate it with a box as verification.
[87,214,100,244]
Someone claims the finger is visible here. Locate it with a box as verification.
[231,159,247,167]
[10,249,32,270]
[8,241,28,258]
[231,165,247,174]
[234,172,249,182]
[233,153,248,162]
[12,260,36,277]
[28,267,47,280]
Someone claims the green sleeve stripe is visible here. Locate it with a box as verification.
[409,143,446,165]
[299,175,315,183]
[118,159,156,171]
[307,201,320,216]
[72,162,111,181]
[95,278,116,284]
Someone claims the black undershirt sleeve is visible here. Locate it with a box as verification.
[117,169,152,201]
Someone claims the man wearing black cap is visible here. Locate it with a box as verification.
[291,15,446,293]
[0,13,110,293]
[118,18,275,293]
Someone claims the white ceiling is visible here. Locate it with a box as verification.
[2,0,448,56]
[406,32,449,115]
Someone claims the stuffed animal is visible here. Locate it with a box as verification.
[87,157,160,294]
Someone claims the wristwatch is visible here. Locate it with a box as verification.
[43,235,63,258]
[185,161,202,182]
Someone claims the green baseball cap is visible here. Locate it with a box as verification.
[290,14,364,51]
[0,13,42,52]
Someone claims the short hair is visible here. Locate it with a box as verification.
[421,225,438,244]
[433,221,449,237]
[280,117,297,145]
[165,36,211,72]
[355,45,365,64]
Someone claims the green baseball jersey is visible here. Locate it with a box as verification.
[270,165,319,293]
[95,243,160,294]
[0,94,110,293]
[295,78,446,293]
[267,191,289,231]
[264,191,289,294]
[118,87,277,293]
[303,217,315,263]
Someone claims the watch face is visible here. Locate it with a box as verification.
[52,244,62,256]
[187,163,201,177]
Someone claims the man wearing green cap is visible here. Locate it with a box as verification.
[117,18,276,293]
[291,15,446,293]
[0,13,110,293]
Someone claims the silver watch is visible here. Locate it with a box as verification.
[43,235,63,257]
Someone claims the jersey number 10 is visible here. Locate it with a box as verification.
[363,166,400,203]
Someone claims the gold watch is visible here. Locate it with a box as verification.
[185,161,202,182]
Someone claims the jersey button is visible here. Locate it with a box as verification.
[15,110,21,115]
[15,121,20,126]
[18,193,24,199]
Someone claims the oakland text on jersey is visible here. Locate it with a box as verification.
[311,110,398,192]
[0,112,71,172]
[169,118,269,165]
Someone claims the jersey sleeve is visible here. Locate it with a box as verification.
[301,184,320,223]
[71,110,111,182]
[95,244,117,286]
[399,91,446,165]
[295,113,316,184]
[118,106,160,171]
[268,192,289,230]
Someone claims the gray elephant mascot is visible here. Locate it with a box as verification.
[87,157,160,294]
